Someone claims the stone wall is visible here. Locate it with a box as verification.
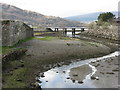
[81,26,119,40]
[1,20,33,46]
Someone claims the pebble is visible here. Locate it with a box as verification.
[66,77,70,79]
[41,73,45,77]
[20,64,24,67]
[57,63,61,67]
[16,79,22,82]
[78,81,83,84]
[73,74,78,76]
[112,69,119,72]
[106,72,115,74]
[63,71,66,73]
[36,79,42,83]
[72,80,75,83]
[91,76,96,80]
[100,72,104,74]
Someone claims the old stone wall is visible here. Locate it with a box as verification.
[1,20,33,46]
[81,26,119,40]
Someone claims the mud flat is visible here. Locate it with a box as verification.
[2,36,115,88]
[38,50,119,88]
[89,55,119,88]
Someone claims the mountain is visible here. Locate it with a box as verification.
[65,11,118,22]
[1,3,82,27]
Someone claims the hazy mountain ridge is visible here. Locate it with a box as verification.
[1,3,82,27]
[65,11,118,22]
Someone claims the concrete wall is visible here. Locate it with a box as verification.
[1,20,33,46]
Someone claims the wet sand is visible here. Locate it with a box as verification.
[89,55,119,88]
[38,51,119,88]
[70,65,92,83]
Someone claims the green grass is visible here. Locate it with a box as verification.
[0,37,34,54]
[35,36,70,41]
[13,37,34,47]
[35,36,57,40]
[0,46,13,54]
[80,40,100,47]
[3,68,27,88]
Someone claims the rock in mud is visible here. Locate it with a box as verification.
[36,79,42,83]
[57,63,61,67]
[78,81,83,84]
[66,43,71,46]
[106,72,115,74]
[16,79,22,82]
[73,74,78,76]
[63,71,66,73]
[34,82,41,89]
[72,80,75,83]
[100,72,104,74]
[91,76,96,80]
[112,69,119,72]
[66,77,70,79]
[41,73,45,77]
[20,64,24,67]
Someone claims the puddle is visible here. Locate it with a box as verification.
[38,51,119,88]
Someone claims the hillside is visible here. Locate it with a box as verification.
[65,11,118,22]
[1,3,82,27]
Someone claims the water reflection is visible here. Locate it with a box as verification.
[39,64,96,88]
[63,32,80,38]
[38,51,119,88]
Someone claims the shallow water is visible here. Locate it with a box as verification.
[38,51,119,88]
[66,32,80,38]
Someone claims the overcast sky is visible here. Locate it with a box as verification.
[1,0,119,17]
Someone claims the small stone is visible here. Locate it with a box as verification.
[91,76,96,80]
[96,77,99,80]
[57,63,61,67]
[34,82,41,89]
[20,64,24,67]
[72,80,75,83]
[14,67,18,69]
[73,74,78,76]
[106,72,114,74]
[78,81,83,84]
[36,79,42,83]
[16,79,22,82]
[66,43,70,46]
[66,77,70,79]
[63,71,66,73]
[100,72,104,74]
[20,60,24,63]
[41,73,45,77]
[112,69,119,72]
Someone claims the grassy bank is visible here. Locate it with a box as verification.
[35,36,70,41]
[1,37,34,55]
